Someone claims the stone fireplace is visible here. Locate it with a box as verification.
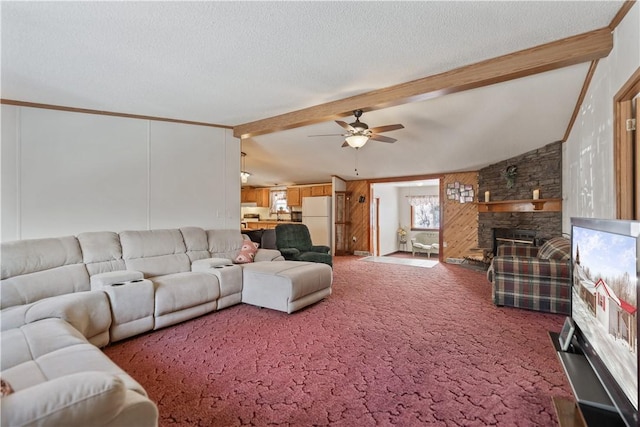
[477,141,563,250]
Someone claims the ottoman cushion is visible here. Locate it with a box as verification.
[241,261,332,313]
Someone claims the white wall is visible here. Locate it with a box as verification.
[563,4,640,232]
[373,185,400,256]
[1,106,240,241]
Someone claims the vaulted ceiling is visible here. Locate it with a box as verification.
[1,1,629,186]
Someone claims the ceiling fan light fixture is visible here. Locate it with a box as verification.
[346,134,369,148]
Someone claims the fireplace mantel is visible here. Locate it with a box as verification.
[477,198,562,213]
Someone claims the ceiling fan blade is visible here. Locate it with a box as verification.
[341,141,350,147]
[336,120,355,132]
[368,124,404,134]
[369,134,397,143]
[308,133,346,137]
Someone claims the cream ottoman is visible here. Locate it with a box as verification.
[241,261,332,313]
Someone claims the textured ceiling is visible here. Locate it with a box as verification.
[1,1,626,186]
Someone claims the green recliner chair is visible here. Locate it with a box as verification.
[275,224,333,267]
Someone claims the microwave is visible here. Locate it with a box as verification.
[290,211,302,222]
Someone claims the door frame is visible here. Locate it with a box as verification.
[615,67,640,219]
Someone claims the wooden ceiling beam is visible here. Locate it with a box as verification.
[233,27,613,139]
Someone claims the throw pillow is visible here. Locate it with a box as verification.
[537,236,570,261]
[1,378,14,397]
[234,241,259,264]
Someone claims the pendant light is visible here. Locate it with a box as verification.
[241,152,251,183]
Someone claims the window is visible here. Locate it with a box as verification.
[270,190,289,214]
[410,196,440,230]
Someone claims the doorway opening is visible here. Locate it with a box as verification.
[371,178,442,258]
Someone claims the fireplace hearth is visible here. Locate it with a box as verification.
[491,228,537,255]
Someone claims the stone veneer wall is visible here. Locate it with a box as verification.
[478,141,563,248]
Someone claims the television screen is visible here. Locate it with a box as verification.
[571,218,638,425]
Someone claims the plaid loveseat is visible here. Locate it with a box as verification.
[487,236,571,315]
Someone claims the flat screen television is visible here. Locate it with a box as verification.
[571,217,639,426]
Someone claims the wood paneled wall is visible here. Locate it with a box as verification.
[346,180,371,253]
[441,172,479,260]
[345,173,479,259]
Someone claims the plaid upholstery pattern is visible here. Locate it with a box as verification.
[497,244,539,257]
[537,236,571,261]
[489,237,571,315]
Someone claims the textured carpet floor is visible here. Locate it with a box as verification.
[103,256,572,426]
[360,255,439,268]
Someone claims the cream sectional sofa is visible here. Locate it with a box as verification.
[1,227,332,427]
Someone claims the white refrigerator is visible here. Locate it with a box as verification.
[302,196,332,249]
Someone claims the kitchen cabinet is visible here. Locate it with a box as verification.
[242,188,270,207]
[311,185,325,197]
[241,188,256,203]
[286,183,332,206]
[256,188,270,208]
[287,187,301,207]
[300,186,312,199]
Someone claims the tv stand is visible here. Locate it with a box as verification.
[552,396,586,427]
[549,332,625,427]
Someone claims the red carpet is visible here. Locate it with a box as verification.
[103,256,572,426]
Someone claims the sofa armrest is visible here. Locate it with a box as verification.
[90,270,144,289]
[24,292,112,347]
[496,245,539,257]
[310,245,330,254]
[0,372,135,427]
[254,249,285,262]
[191,257,234,272]
[279,248,300,260]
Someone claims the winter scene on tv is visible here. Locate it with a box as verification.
[572,226,638,409]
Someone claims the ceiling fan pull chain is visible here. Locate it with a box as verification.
[355,147,359,176]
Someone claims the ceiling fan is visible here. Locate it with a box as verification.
[310,109,404,148]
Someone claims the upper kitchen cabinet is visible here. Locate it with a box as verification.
[287,187,301,207]
[241,187,270,207]
[256,188,270,208]
[287,184,332,206]
[241,188,256,203]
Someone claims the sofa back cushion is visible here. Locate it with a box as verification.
[0,236,89,309]
[180,227,211,262]
[77,231,126,276]
[414,232,439,245]
[119,229,190,277]
[537,236,571,262]
[206,229,245,260]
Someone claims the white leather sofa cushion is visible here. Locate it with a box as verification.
[151,272,220,317]
[206,229,247,260]
[180,226,211,262]
[1,236,90,309]
[1,372,129,427]
[78,231,127,276]
[1,318,157,427]
[1,318,88,370]
[24,292,113,347]
[1,236,83,279]
[120,229,191,277]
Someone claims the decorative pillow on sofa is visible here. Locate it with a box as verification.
[1,378,14,397]
[537,236,570,261]
[234,241,259,264]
